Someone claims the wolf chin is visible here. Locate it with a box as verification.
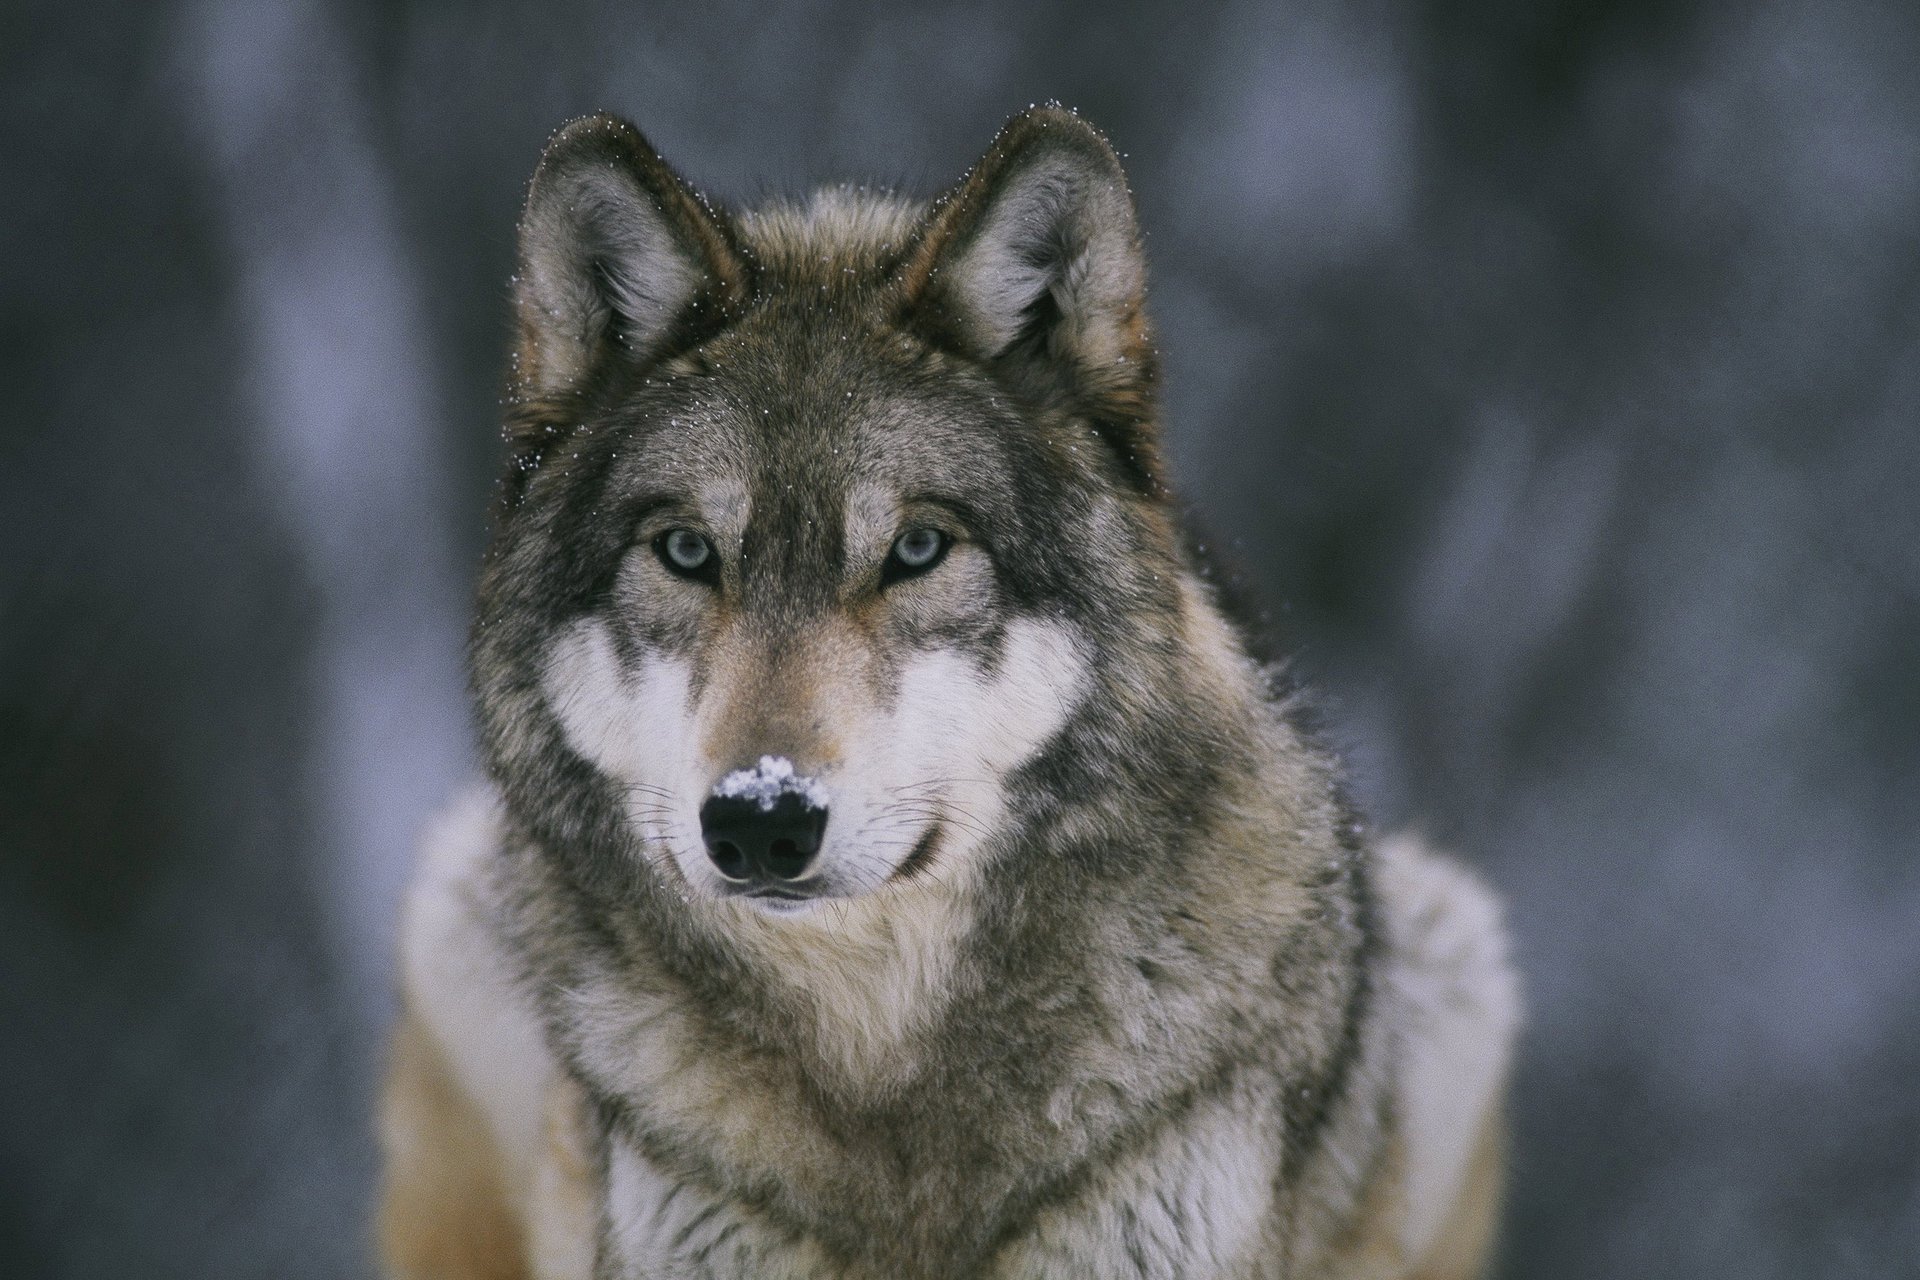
[378,106,1519,1280]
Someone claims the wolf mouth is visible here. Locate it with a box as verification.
[718,820,945,908]
[735,888,818,910]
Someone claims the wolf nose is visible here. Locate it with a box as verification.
[699,792,828,883]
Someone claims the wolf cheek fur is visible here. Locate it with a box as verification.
[378,106,1520,1280]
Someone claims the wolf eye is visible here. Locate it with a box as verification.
[656,528,716,580]
[882,527,949,584]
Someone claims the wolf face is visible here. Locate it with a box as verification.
[474,111,1183,931]
[531,334,1098,913]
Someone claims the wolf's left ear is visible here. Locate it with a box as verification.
[511,114,750,400]
[899,107,1160,493]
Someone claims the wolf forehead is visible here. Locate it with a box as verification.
[570,199,1060,475]
[598,327,1024,498]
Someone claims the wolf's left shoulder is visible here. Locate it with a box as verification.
[1369,833,1522,1268]
[1371,834,1520,1027]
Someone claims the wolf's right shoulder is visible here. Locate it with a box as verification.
[395,785,554,1197]
[400,785,512,1023]
[407,784,506,922]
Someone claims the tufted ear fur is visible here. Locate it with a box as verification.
[510,113,749,402]
[900,106,1161,494]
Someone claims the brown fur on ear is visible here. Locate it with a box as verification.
[503,114,751,508]
[898,106,1163,495]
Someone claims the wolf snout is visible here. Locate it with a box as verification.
[699,792,828,882]
[700,757,831,884]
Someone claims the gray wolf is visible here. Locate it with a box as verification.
[378,105,1519,1280]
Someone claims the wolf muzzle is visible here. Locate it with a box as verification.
[700,756,830,887]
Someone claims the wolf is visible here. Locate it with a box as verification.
[377,106,1520,1280]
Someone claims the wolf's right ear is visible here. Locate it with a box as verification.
[510,114,749,400]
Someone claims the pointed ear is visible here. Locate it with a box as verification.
[899,107,1160,493]
[511,114,749,400]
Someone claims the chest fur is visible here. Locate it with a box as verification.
[593,1078,1289,1280]
[555,919,1322,1278]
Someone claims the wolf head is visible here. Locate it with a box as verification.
[474,108,1258,932]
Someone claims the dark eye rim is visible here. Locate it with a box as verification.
[880,528,951,586]
[654,528,720,584]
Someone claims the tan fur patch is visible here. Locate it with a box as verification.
[524,1077,596,1280]
[378,1008,529,1280]
[1405,1107,1507,1280]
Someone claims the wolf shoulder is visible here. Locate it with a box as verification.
[380,785,595,1280]
[1372,833,1522,1276]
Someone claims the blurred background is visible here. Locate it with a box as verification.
[4,0,1916,1275]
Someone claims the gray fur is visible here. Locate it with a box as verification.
[394,105,1518,1280]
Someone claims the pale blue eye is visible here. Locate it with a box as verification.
[660,528,713,574]
[894,528,943,567]
[890,528,947,571]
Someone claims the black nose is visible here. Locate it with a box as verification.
[699,792,828,883]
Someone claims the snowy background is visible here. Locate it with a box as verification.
[4,1,1917,1275]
